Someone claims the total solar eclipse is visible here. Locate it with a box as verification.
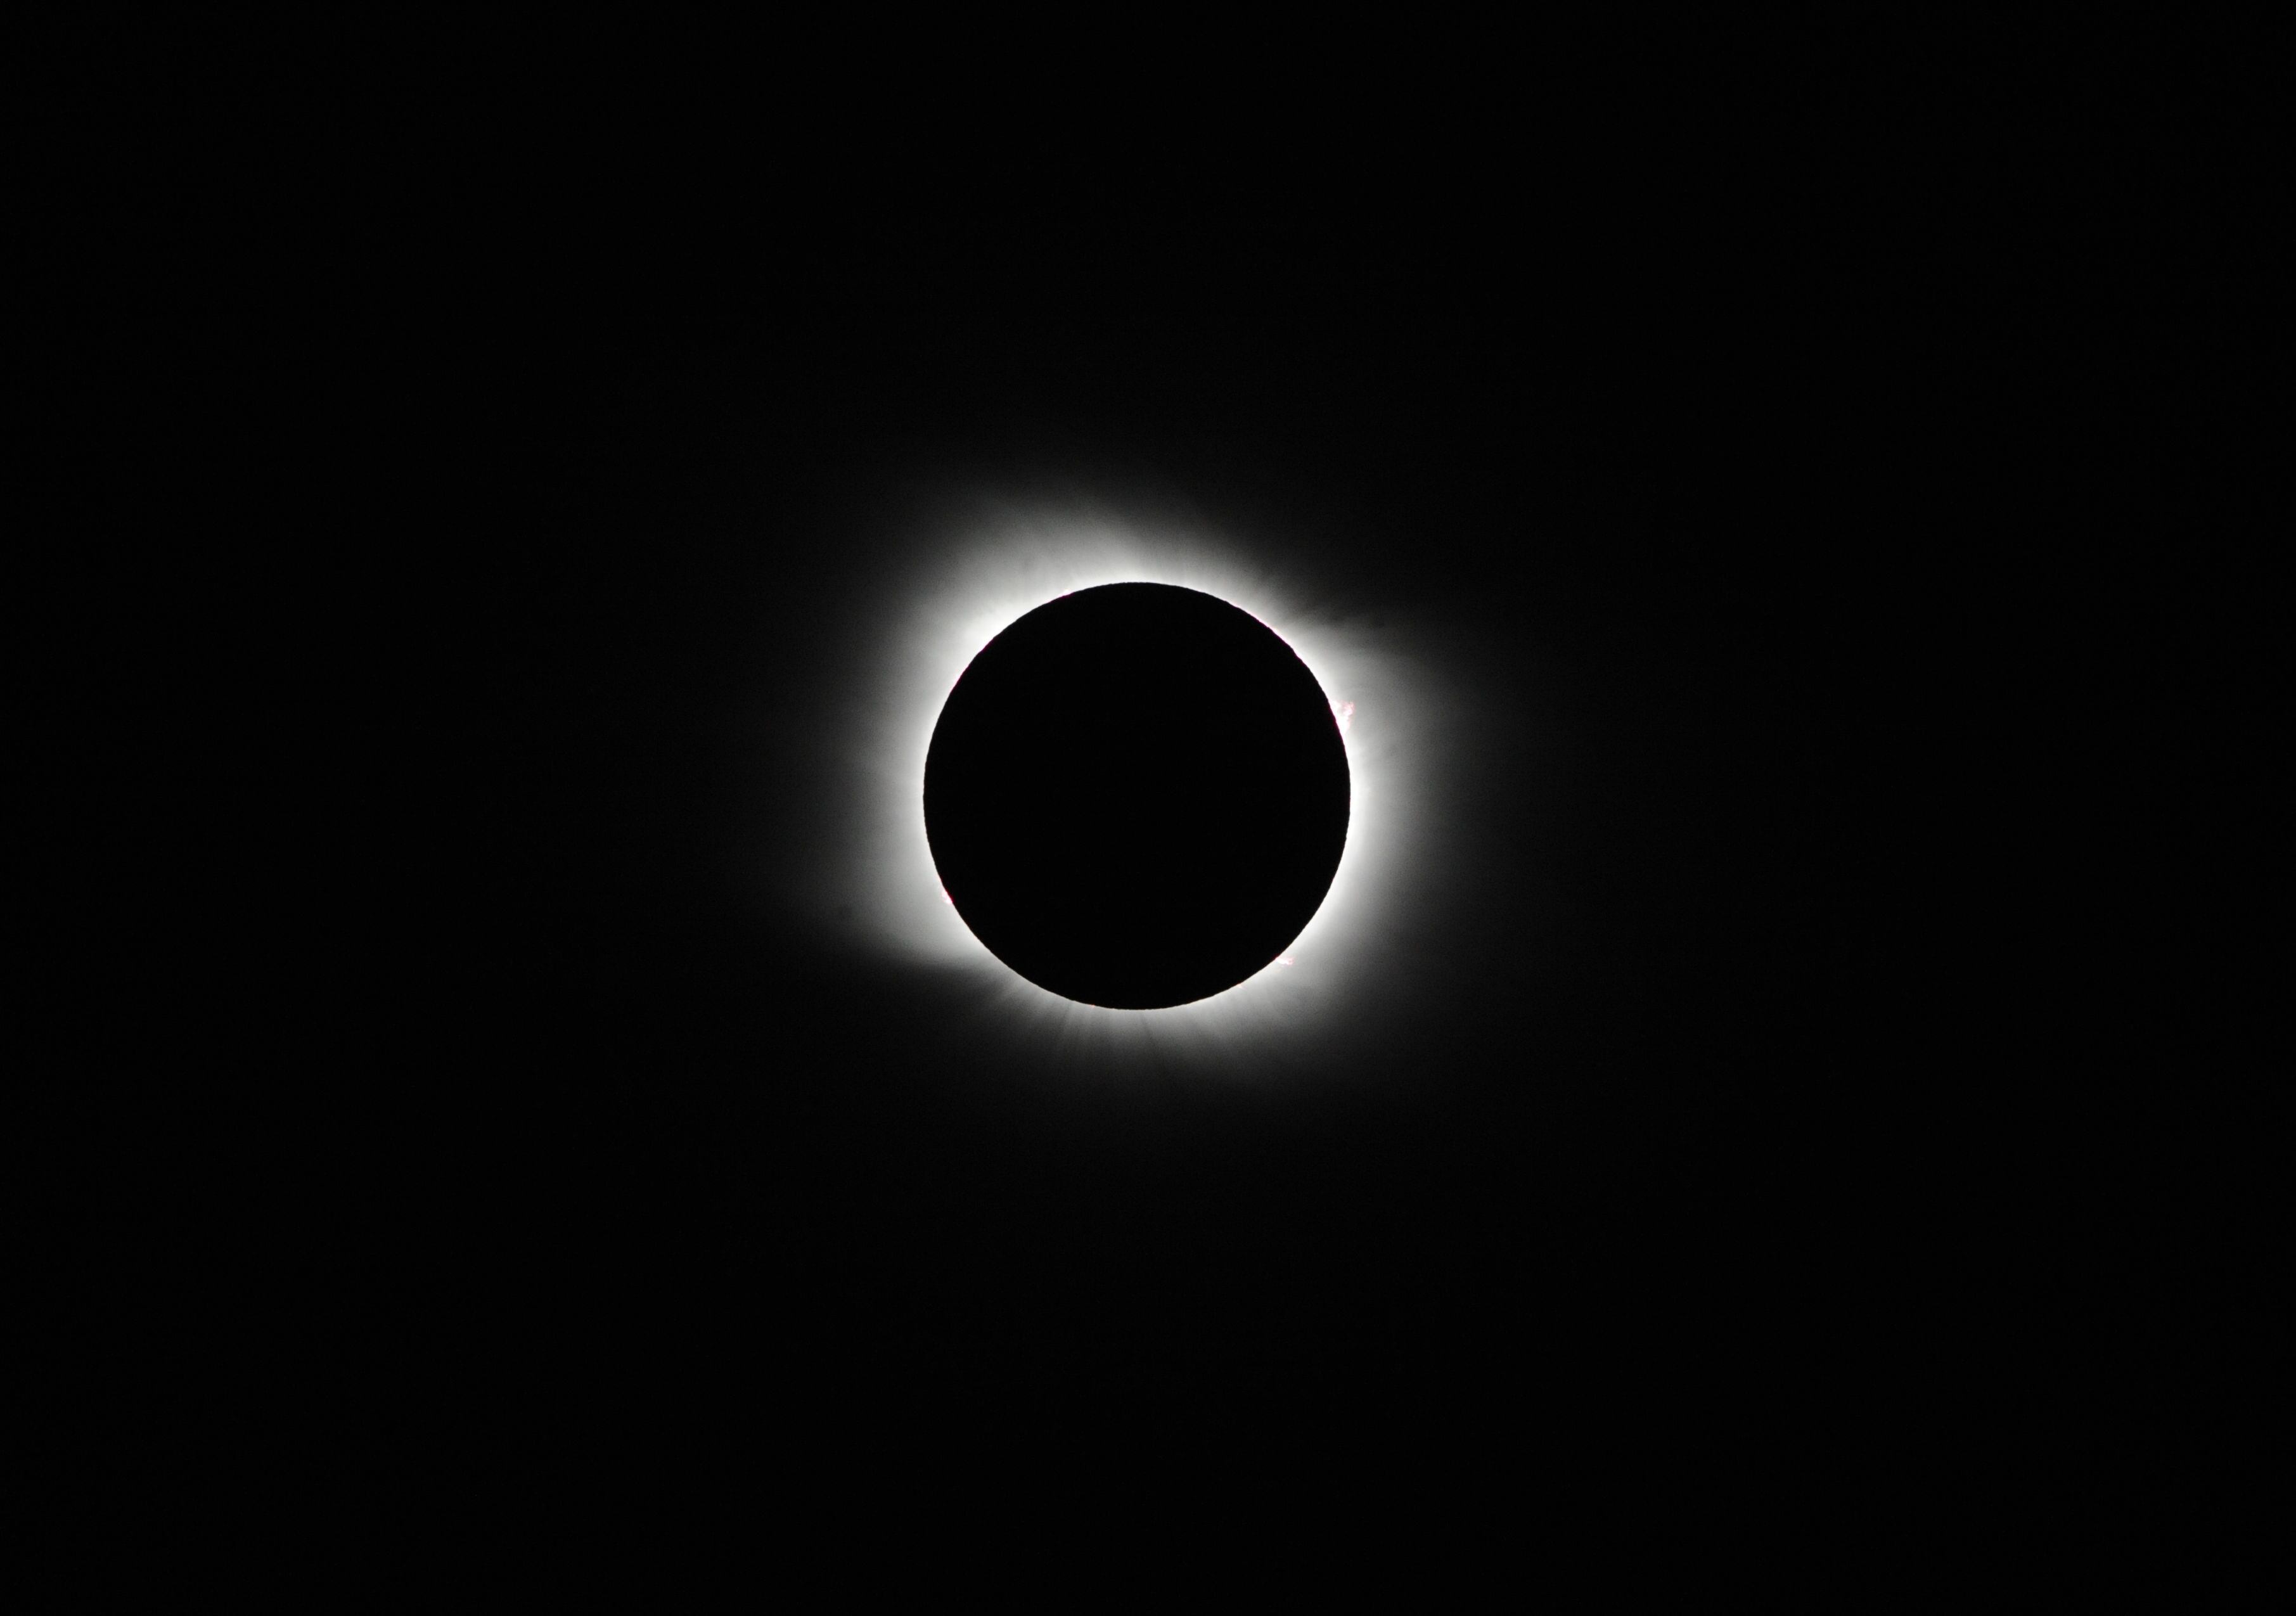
[924,582,1351,1010]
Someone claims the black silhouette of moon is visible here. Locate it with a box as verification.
[924,582,1350,1009]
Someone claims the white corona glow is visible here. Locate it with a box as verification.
[778,485,1468,1082]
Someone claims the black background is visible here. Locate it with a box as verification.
[80,42,2274,1563]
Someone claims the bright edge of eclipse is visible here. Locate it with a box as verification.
[812,495,1455,1077]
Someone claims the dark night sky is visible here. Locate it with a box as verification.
[85,54,2269,1555]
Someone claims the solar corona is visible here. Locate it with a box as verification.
[788,495,1457,1079]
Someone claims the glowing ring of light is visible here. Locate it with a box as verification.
[779,486,1463,1081]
